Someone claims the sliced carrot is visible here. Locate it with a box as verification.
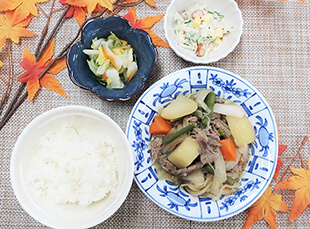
[115,46,131,50]
[219,138,237,161]
[102,73,108,81]
[100,45,106,56]
[112,51,120,55]
[101,46,119,72]
[128,71,135,82]
[149,116,172,135]
[109,61,119,72]
[120,39,128,44]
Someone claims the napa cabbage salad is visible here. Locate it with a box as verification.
[173,3,231,57]
[83,32,138,89]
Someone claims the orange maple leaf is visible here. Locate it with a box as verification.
[18,38,67,101]
[124,7,169,48]
[60,0,87,26]
[274,156,310,221]
[0,0,49,25]
[243,186,289,229]
[0,10,37,51]
[63,0,113,14]
[146,0,157,7]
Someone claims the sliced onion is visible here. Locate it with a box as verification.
[238,144,250,163]
[209,154,227,196]
[225,149,241,171]
[195,89,213,114]
[213,103,245,118]
[184,176,213,196]
[182,170,205,184]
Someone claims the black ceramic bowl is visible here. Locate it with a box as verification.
[67,16,157,101]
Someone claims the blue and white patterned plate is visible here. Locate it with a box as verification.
[126,67,278,221]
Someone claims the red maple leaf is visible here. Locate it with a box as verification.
[273,145,288,180]
[18,38,67,101]
[60,0,87,26]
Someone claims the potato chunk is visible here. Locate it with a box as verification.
[161,94,197,120]
[168,137,200,168]
[226,114,256,147]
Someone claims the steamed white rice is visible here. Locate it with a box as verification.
[29,121,118,206]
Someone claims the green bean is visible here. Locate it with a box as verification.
[205,91,215,122]
[162,123,196,144]
[225,176,236,186]
[218,128,225,137]
[205,164,236,185]
[205,91,216,111]
[205,164,215,174]
[198,91,216,129]
[198,122,206,129]
[201,116,210,126]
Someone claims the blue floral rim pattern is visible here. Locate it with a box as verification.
[126,66,278,221]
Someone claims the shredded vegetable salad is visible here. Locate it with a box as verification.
[83,32,138,89]
[173,3,231,57]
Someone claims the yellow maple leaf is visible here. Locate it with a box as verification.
[0,10,37,51]
[243,186,289,229]
[0,0,49,25]
[18,38,67,101]
[274,155,310,221]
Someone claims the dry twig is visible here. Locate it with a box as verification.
[277,136,308,184]
[0,3,70,129]
[52,6,68,14]
[0,40,12,113]
[36,3,49,18]
[0,0,146,131]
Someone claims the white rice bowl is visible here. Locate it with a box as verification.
[10,106,134,229]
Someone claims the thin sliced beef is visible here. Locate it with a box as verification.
[215,97,226,104]
[158,156,203,177]
[196,128,221,165]
[211,112,221,121]
[231,160,246,173]
[151,135,164,163]
[153,126,221,176]
[151,113,223,177]
[184,116,198,125]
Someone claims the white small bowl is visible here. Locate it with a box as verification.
[11,106,134,229]
[164,0,243,64]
